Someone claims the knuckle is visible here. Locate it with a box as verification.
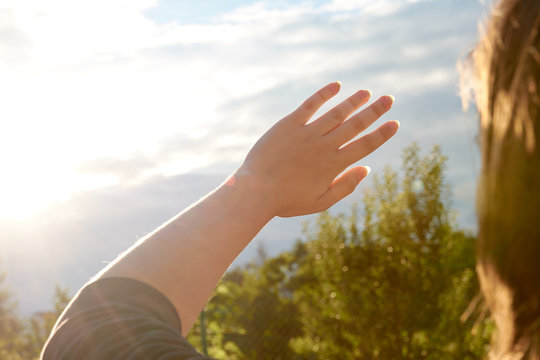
[347,176,358,191]
[331,110,345,123]
[364,133,380,148]
[375,127,389,143]
[337,147,353,164]
[347,91,365,108]
[346,96,358,110]
[322,139,336,152]
[351,117,366,131]
[361,131,387,154]
[316,91,328,103]
[302,98,316,111]
[369,101,385,118]
[302,92,325,112]
[363,106,378,122]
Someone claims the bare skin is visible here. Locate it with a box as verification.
[95,81,399,335]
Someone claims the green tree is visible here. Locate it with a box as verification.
[291,143,492,359]
[21,285,70,359]
[0,261,25,360]
[0,261,70,360]
[190,143,493,359]
[189,250,304,359]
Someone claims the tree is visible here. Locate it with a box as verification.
[290,143,493,359]
[0,258,70,360]
[188,251,304,359]
[21,285,70,359]
[0,261,25,360]
[188,143,495,359]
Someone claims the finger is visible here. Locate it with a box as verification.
[315,166,371,211]
[312,89,371,134]
[338,120,400,165]
[294,81,341,124]
[326,95,394,146]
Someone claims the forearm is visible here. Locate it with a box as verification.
[95,167,274,335]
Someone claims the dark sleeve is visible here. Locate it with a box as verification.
[41,277,214,360]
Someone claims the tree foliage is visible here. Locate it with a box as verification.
[190,143,493,359]
[21,285,70,359]
[0,264,70,360]
[0,262,25,360]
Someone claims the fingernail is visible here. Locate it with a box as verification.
[328,81,341,92]
[359,166,371,182]
[384,95,395,107]
[357,89,371,98]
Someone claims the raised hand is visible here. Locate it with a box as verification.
[240,81,399,217]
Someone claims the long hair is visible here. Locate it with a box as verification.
[466,0,540,358]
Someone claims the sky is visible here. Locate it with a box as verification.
[0,0,491,314]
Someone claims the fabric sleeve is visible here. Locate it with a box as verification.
[41,277,214,360]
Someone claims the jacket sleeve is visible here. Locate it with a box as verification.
[41,277,214,360]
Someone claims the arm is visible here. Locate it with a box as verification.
[96,81,399,335]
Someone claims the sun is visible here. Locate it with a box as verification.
[0,161,119,220]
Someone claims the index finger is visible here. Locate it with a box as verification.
[293,82,341,124]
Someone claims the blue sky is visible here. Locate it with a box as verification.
[0,0,490,314]
[144,0,333,24]
[144,0,252,24]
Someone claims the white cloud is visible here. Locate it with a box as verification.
[0,0,485,219]
[323,0,427,15]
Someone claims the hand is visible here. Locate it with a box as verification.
[240,82,399,217]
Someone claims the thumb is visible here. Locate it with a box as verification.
[316,166,371,211]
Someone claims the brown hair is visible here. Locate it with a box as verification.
[466,0,540,358]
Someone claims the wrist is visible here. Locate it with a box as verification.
[226,165,277,220]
